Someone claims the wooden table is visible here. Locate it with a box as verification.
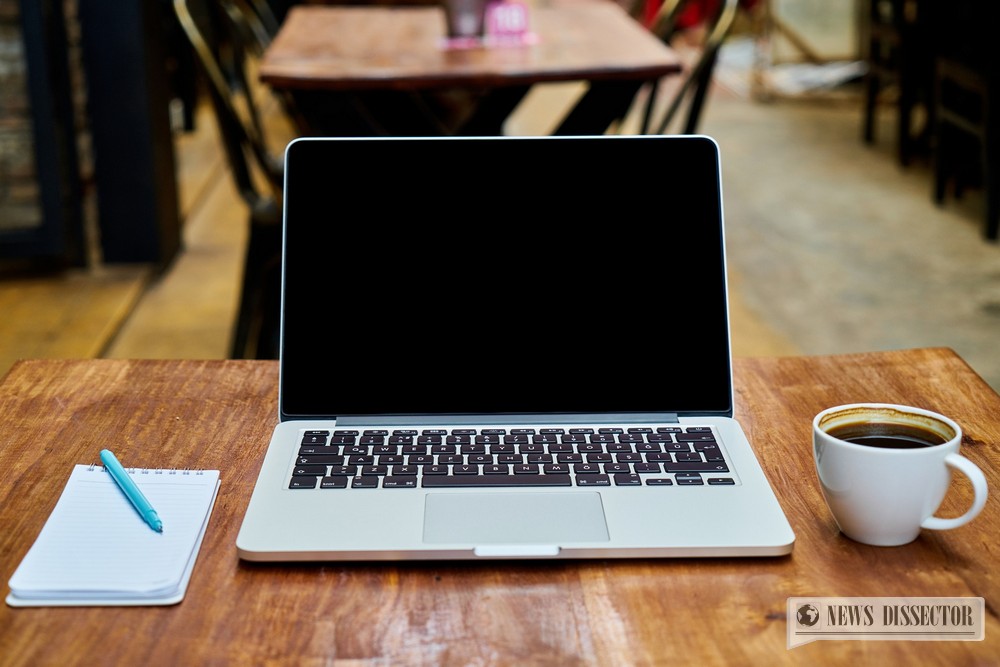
[259,1,682,136]
[1,348,998,664]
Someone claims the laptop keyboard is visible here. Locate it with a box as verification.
[289,426,735,489]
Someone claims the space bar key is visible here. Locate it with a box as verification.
[422,474,572,487]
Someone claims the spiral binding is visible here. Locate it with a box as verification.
[87,463,204,475]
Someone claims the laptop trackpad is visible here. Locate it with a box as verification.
[423,492,610,546]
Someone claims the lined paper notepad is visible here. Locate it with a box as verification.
[6,465,220,607]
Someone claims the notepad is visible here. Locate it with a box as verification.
[6,464,220,607]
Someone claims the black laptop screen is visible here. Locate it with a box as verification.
[279,136,732,420]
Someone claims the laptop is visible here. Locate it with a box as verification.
[236,134,795,561]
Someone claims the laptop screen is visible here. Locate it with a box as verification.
[279,136,732,420]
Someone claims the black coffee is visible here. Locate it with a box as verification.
[826,422,948,449]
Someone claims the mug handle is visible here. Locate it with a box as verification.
[921,453,989,530]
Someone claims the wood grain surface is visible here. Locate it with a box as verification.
[0,349,997,665]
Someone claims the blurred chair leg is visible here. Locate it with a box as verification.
[231,211,282,359]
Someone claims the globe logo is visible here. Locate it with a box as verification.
[796,604,820,627]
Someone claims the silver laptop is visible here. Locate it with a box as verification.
[236,135,795,560]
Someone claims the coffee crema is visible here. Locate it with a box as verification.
[825,422,948,449]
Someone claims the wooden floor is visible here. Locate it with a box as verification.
[0,81,796,380]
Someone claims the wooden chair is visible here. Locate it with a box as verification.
[930,0,999,240]
[861,0,933,167]
[639,0,740,135]
[172,0,285,358]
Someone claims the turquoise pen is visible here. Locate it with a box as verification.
[99,449,163,532]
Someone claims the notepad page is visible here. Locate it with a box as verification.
[8,465,220,600]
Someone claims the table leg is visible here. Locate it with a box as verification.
[551,80,645,135]
[453,86,532,135]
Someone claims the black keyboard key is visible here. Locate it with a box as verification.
[422,475,572,487]
[676,473,704,485]
[647,478,674,485]
[576,474,610,486]
[289,477,318,489]
[361,465,388,476]
[382,476,418,488]
[352,476,379,489]
[676,433,716,442]
[292,464,327,476]
[320,476,348,489]
[708,477,736,485]
[614,473,642,486]
[296,455,344,466]
[484,464,510,475]
[301,434,327,445]
[663,461,729,473]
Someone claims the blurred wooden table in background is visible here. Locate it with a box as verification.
[260,1,682,135]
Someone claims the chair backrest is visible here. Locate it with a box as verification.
[172,0,287,359]
[640,0,740,135]
[172,0,283,210]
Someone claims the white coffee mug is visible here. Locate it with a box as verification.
[813,403,988,546]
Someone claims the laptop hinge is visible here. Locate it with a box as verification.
[333,413,682,426]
